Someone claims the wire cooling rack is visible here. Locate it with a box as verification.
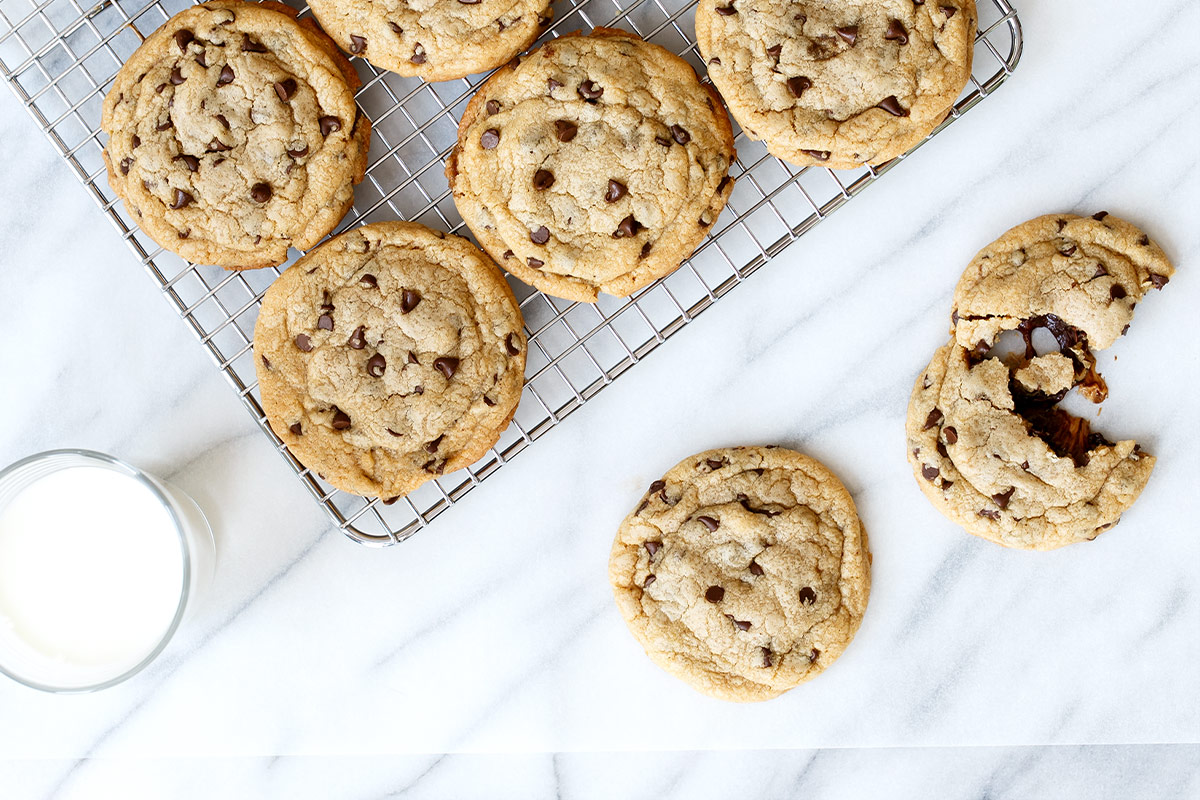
[0,0,1021,546]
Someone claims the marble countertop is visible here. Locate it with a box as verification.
[1,0,1198,796]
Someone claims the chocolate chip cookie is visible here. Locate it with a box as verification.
[254,221,526,499]
[446,28,736,303]
[101,0,370,269]
[696,0,976,168]
[907,213,1174,550]
[609,446,871,702]
[308,0,552,82]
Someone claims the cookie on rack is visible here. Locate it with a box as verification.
[446,28,736,303]
[609,446,871,702]
[308,0,552,82]
[101,0,370,269]
[906,212,1174,550]
[695,0,976,169]
[254,221,527,499]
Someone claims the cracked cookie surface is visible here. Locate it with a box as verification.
[309,0,552,81]
[609,446,870,702]
[446,28,736,303]
[254,221,526,499]
[101,0,370,269]
[906,213,1174,550]
[695,0,976,168]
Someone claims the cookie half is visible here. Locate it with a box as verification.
[696,0,976,168]
[609,446,871,702]
[101,0,370,269]
[254,221,526,499]
[309,0,553,81]
[906,213,1174,550]
[446,28,736,303]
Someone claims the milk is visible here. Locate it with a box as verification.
[0,465,186,690]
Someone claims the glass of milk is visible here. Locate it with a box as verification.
[0,449,214,693]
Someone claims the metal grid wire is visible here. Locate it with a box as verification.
[0,0,1021,546]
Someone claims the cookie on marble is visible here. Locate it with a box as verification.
[101,0,370,269]
[695,0,976,169]
[254,221,526,499]
[906,212,1174,550]
[308,0,552,82]
[609,446,871,702]
[446,28,736,303]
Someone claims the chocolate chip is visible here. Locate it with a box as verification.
[809,648,820,663]
[395,289,419,314]
[655,135,672,147]
[877,96,909,116]
[922,464,940,481]
[348,326,366,349]
[1139,235,1151,247]
[217,65,234,85]
[286,144,309,158]
[1092,211,1109,221]
[319,116,342,137]
[992,487,1015,510]
[716,4,736,14]
[885,19,908,44]
[670,124,690,145]
[174,29,194,53]
[643,574,656,587]
[801,149,831,161]
[727,615,751,631]
[119,157,133,175]
[486,99,500,115]
[798,587,816,605]
[605,179,627,202]
[250,182,272,203]
[1060,244,1077,256]
[1056,219,1068,232]
[705,459,724,470]
[749,559,764,576]
[649,480,666,493]
[173,154,199,172]
[1110,284,1127,300]
[502,250,514,259]
[366,353,386,377]
[195,51,207,68]
[532,169,555,191]
[760,647,772,667]
[289,422,302,436]
[704,585,725,603]
[639,242,652,259]
[169,189,193,209]
[320,291,334,312]
[360,273,377,288]
[645,540,661,556]
[527,257,544,269]
[577,80,603,101]
[331,408,351,430]
[294,334,313,352]
[978,508,1000,520]
[944,426,958,444]
[505,333,520,356]
[131,134,140,148]
[923,409,944,430]
[787,76,812,98]
[389,22,402,34]
[614,215,641,239]
[547,77,563,92]
[530,226,550,245]
[941,5,957,18]
[1093,264,1109,278]
[836,26,858,45]
[169,66,185,85]
[213,113,230,130]
[554,120,577,142]
[317,314,333,331]
[1149,273,1169,289]
[348,35,366,54]
[407,350,419,365]
[274,78,297,102]
[386,428,402,437]
[766,44,782,58]
[411,44,427,64]
[434,356,459,378]
[241,36,267,53]
[480,128,500,149]
[696,515,719,531]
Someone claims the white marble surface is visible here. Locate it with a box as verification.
[2,0,1199,795]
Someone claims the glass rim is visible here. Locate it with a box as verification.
[0,448,193,694]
